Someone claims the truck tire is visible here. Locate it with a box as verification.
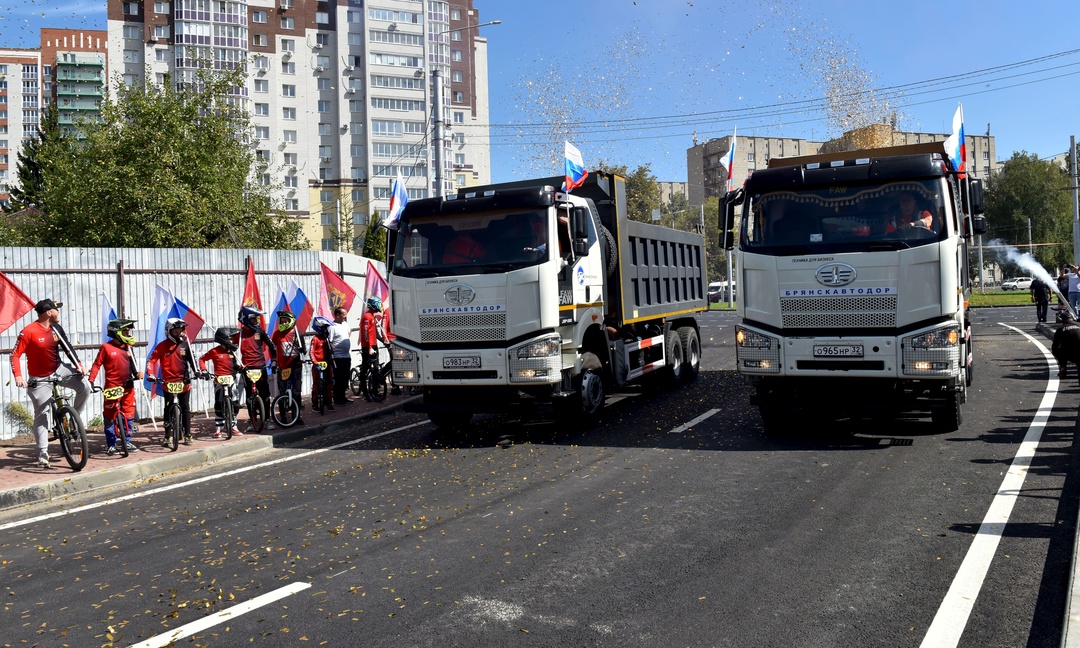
[565,352,605,422]
[600,227,618,278]
[931,393,963,431]
[677,327,701,381]
[428,411,473,431]
[964,337,974,387]
[661,329,684,386]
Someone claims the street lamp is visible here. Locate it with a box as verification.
[431,19,501,198]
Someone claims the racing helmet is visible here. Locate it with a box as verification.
[238,305,264,329]
[366,296,382,312]
[165,317,187,342]
[311,316,332,338]
[276,310,297,332]
[214,326,240,351]
[107,318,137,345]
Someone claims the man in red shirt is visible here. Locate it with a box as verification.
[199,327,242,437]
[11,298,91,468]
[238,306,278,431]
[358,297,383,402]
[146,318,196,445]
[89,318,143,455]
[271,310,305,426]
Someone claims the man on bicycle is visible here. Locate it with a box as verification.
[271,310,305,426]
[310,316,335,412]
[199,327,242,437]
[330,306,353,406]
[238,305,277,431]
[358,296,384,402]
[146,318,196,446]
[10,298,91,468]
[89,318,143,455]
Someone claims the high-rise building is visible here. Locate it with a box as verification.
[107,0,492,252]
[0,29,107,209]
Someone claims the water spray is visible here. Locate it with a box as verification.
[988,238,1076,320]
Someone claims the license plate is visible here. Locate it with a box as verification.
[443,356,481,369]
[813,344,864,358]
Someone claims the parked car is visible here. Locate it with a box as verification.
[708,281,736,303]
[1001,277,1033,291]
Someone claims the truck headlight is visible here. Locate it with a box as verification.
[391,344,419,383]
[515,336,561,359]
[509,335,562,383]
[736,327,773,349]
[910,327,959,349]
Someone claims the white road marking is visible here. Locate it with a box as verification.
[126,581,311,647]
[669,408,720,434]
[919,324,1058,647]
[0,421,429,532]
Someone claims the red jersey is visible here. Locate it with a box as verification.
[90,339,137,389]
[11,321,61,379]
[146,338,192,392]
[199,346,237,377]
[239,327,276,368]
[309,336,331,365]
[359,311,379,351]
[271,328,304,369]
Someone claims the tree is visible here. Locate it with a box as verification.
[984,152,1072,274]
[593,162,661,223]
[361,216,387,263]
[36,65,306,249]
[5,103,66,215]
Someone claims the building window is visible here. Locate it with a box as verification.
[452,70,462,83]
[252,10,266,22]
[284,153,298,165]
[453,91,463,103]
[454,153,465,165]
[282,107,296,120]
[281,61,295,74]
[352,213,366,226]
[282,39,295,51]
[316,55,330,68]
[284,176,297,188]
[456,174,466,186]
[319,145,333,159]
[123,2,138,15]
[154,25,171,39]
[316,33,330,46]
[317,78,331,90]
[155,49,171,62]
[280,17,294,29]
[154,1,170,13]
[350,144,364,157]
[318,123,332,136]
[122,50,140,64]
[254,102,269,116]
[351,189,365,203]
[123,25,140,39]
[319,168,332,181]
[256,149,270,162]
[321,239,335,251]
[253,34,267,46]
[453,112,464,124]
[316,11,329,24]
[317,100,331,113]
[451,50,462,62]
[321,190,334,203]
[282,84,296,97]
[450,8,460,19]
[285,198,299,210]
[254,79,269,93]
[255,126,269,139]
[283,130,297,143]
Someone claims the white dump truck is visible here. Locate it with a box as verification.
[720,142,987,433]
[386,172,708,429]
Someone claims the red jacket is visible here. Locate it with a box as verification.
[359,311,379,351]
[11,321,61,379]
[146,338,192,392]
[240,327,276,368]
[271,328,304,369]
[199,346,237,377]
[310,336,331,365]
[90,339,137,389]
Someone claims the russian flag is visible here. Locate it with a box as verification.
[100,292,116,344]
[719,126,737,190]
[382,171,409,230]
[286,280,314,334]
[266,286,289,334]
[171,296,205,343]
[563,141,588,193]
[143,285,204,396]
[944,103,966,178]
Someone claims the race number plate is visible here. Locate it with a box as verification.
[103,386,125,400]
[215,375,234,386]
[443,356,481,369]
[813,344,864,358]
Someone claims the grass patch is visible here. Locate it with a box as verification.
[968,291,1043,308]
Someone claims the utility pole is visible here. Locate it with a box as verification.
[433,68,445,198]
[1072,135,1079,265]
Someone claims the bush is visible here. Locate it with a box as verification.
[4,402,32,435]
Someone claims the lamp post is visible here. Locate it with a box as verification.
[432,19,501,198]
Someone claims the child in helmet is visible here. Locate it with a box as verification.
[309,316,335,412]
[238,305,278,431]
[146,317,196,445]
[271,310,305,426]
[359,296,383,402]
[199,327,243,437]
[89,318,143,455]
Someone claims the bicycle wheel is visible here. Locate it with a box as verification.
[166,404,181,452]
[248,393,266,433]
[222,397,235,440]
[349,366,363,397]
[367,367,387,402]
[272,393,300,428]
[116,416,129,458]
[56,405,88,471]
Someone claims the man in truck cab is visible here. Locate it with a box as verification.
[886,190,935,233]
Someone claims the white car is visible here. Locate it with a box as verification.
[1001,277,1033,291]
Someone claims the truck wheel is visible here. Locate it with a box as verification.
[569,352,606,421]
[965,337,974,387]
[600,227,618,278]
[931,393,963,431]
[428,411,473,431]
[662,330,684,386]
[677,327,701,381]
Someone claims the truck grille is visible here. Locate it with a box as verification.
[420,313,507,343]
[781,295,897,328]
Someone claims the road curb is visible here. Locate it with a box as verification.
[0,396,418,513]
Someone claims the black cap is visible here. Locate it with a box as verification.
[34,299,62,314]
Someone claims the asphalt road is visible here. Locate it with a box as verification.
[0,307,1077,647]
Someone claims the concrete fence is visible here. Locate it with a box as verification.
[0,247,382,441]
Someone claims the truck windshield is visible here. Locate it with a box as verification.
[741,179,950,252]
[393,209,555,277]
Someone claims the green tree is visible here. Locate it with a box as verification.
[594,162,661,223]
[37,65,305,249]
[6,103,66,215]
[985,151,1072,274]
[361,216,387,263]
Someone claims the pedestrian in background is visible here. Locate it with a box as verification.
[1068,264,1080,317]
[1058,268,1071,322]
[1052,311,1080,380]
[330,306,353,405]
[1031,277,1051,323]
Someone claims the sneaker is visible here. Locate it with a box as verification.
[37,452,50,468]
[162,436,171,447]
[106,446,118,456]
[125,442,138,452]
[183,435,194,446]
[211,429,223,438]
[327,404,336,412]
[231,427,242,436]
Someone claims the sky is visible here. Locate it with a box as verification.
[5,0,1080,186]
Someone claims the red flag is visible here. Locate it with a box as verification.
[364,261,392,340]
[242,261,265,330]
[0,271,34,335]
[320,262,357,317]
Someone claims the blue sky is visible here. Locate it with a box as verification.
[6,0,1080,184]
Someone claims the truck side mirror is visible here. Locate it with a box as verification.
[570,206,589,239]
[969,214,988,236]
[963,179,985,215]
[719,189,741,251]
[721,231,735,249]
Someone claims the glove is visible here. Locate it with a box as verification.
[368,348,377,357]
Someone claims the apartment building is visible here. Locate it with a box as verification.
[687,124,999,207]
[107,0,491,252]
[0,29,107,209]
